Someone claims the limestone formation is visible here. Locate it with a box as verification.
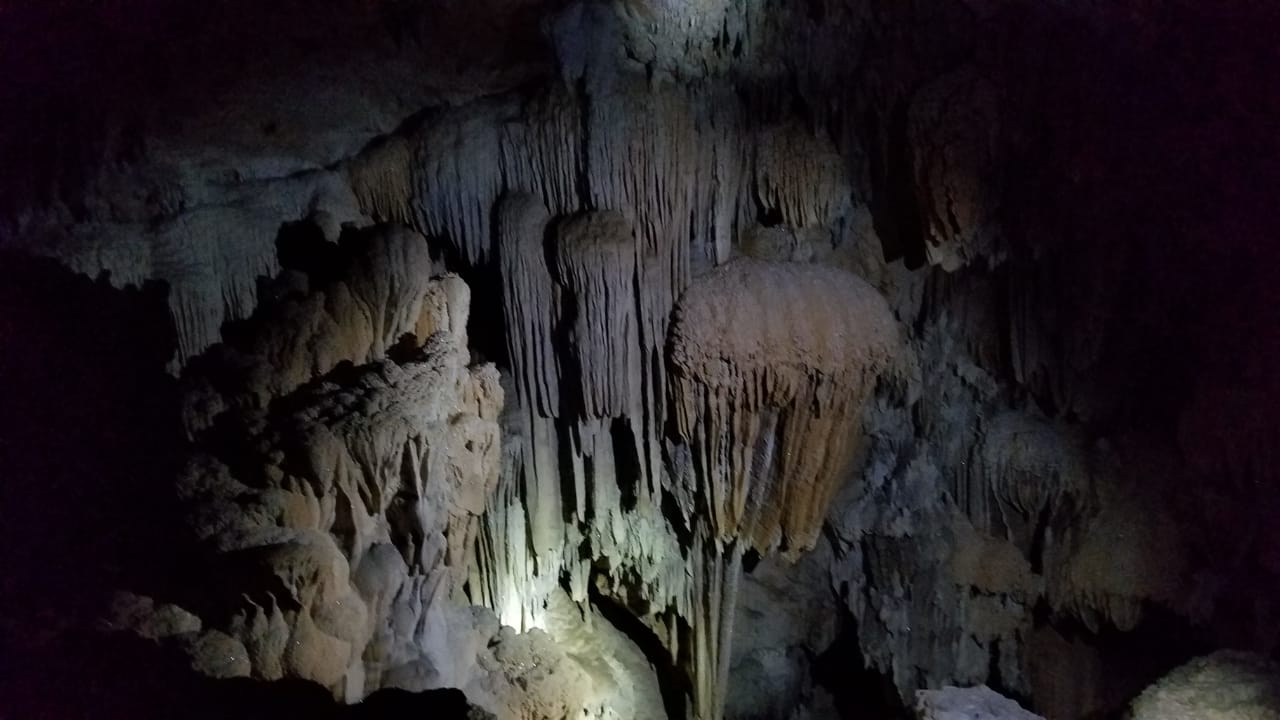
[179,225,452,436]
[907,67,1002,271]
[554,211,642,419]
[4,3,1275,720]
[347,134,415,226]
[1130,652,1280,720]
[411,102,507,264]
[497,194,561,419]
[173,330,503,698]
[663,259,900,720]
[916,686,1045,720]
[755,122,852,232]
[669,259,900,556]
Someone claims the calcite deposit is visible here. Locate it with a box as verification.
[2,1,1277,720]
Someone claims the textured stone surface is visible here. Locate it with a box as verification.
[669,259,900,556]
[2,1,1278,720]
[916,686,1044,720]
[1130,652,1280,720]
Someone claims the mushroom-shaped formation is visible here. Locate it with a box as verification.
[669,259,899,556]
[554,211,641,419]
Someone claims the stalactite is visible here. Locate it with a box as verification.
[497,194,561,418]
[474,445,548,632]
[347,134,415,225]
[411,102,507,265]
[975,412,1090,523]
[154,206,282,364]
[586,80,697,308]
[684,538,743,720]
[907,67,1002,271]
[500,87,582,218]
[669,259,900,556]
[754,122,852,231]
[695,87,753,269]
[553,211,642,420]
[583,78,756,501]
[662,259,899,720]
[469,404,565,634]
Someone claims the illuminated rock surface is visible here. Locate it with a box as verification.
[915,686,1044,720]
[1129,652,1280,720]
[1,1,1277,720]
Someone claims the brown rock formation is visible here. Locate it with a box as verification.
[670,259,900,556]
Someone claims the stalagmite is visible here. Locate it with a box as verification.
[669,259,900,556]
[1130,652,1280,720]
[343,226,445,360]
[178,226,445,435]
[916,686,1045,720]
[163,264,504,700]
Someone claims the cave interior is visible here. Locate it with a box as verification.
[2,1,1279,719]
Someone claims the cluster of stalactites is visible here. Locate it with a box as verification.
[344,77,863,303]
[347,134,415,226]
[669,259,899,557]
[497,194,562,418]
[754,122,852,230]
[554,211,642,420]
[161,207,284,365]
[399,91,582,267]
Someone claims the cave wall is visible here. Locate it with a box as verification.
[2,1,1278,719]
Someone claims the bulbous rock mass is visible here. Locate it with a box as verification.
[669,259,900,557]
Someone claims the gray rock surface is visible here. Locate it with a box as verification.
[1130,652,1280,720]
[3,2,1277,720]
[916,686,1044,720]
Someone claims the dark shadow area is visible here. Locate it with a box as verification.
[1028,600,1213,719]
[431,227,511,370]
[590,582,689,720]
[757,205,785,228]
[2,629,475,719]
[0,252,198,713]
[276,219,345,286]
[986,638,1033,711]
[555,417,584,524]
[812,607,911,720]
[610,417,642,511]
[464,258,512,370]
[871,100,927,270]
